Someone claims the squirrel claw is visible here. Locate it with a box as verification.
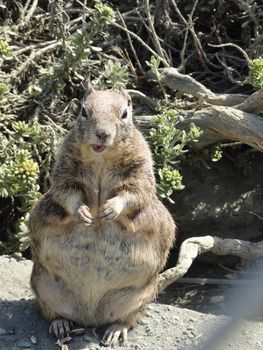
[76,205,93,225]
[98,198,123,221]
[100,323,128,347]
[49,318,74,339]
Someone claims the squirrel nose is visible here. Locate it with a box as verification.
[96,129,109,140]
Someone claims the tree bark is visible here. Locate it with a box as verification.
[134,105,263,150]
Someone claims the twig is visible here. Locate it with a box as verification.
[44,115,67,133]
[178,0,199,72]
[110,21,169,67]
[169,0,206,64]
[220,142,243,148]
[143,0,170,66]
[127,89,157,110]
[215,53,246,86]
[208,43,251,66]
[9,41,62,80]
[12,40,57,57]
[117,10,144,75]
[74,0,92,15]
[24,0,39,24]
[245,210,263,221]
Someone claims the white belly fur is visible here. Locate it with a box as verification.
[37,221,159,326]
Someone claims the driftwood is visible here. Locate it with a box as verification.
[180,106,263,150]
[235,88,263,114]
[146,67,248,106]
[134,106,263,150]
[140,67,263,150]
[158,236,263,292]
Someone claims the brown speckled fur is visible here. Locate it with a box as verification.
[30,88,176,332]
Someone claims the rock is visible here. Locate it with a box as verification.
[209,295,225,304]
[137,319,148,325]
[83,334,97,343]
[30,336,37,344]
[0,327,6,335]
[18,341,31,348]
[24,309,32,316]
[6,327,16,335]
[6,312,13,320]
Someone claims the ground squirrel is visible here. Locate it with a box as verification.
[29,84,176,346]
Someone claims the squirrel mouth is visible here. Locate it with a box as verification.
[92,144,106,153]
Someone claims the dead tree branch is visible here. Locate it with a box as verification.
[7,41,63,81]
[180,106,263,150]
[169,0,206,62]
[117,10,144,75]
[144,0,170,66]
[235,88,263,114]
[208,43,251,66]
[178,0,199,72]
[134,104,263,150]
[158,236,263,292]
[127,89,157,110]
[111,21,169,67]
[146,67,248,106]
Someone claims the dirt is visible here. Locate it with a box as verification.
[171,151,263,251]
[1,256,263,350]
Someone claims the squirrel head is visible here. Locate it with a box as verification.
[76,83,133,154]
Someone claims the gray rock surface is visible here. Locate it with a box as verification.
[0,256,263,350]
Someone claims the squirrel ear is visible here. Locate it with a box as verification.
[84,78,95,97]
[120,89,132,107]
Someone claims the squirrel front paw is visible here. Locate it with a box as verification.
[74,204,93,225]
[98,197,124,221]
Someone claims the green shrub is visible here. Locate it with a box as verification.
[148,108,202,202]
[0,40,11,56]
[0,117,62,253]
[249,57,263,89]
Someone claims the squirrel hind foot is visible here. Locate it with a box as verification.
[49,318,74,340]
[100,323,129,347]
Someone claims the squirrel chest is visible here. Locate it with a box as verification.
[77,154,126,215]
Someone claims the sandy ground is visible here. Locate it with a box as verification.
[0,255,263,350]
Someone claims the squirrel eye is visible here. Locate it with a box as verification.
[121,109,128,119]
[82,107,89,118]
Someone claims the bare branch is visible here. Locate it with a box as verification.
[158,236,263,292]
[117,10,144,74]
[24,0,39,24]
[8,41,63,80]
[209,43,251,66]
[170,0,214,68]
[235,88,263,114]
[146,67,248,106]
[111,21,169,67]
[135,104,263,151]
[127,89,157,110]
[177,0,199,71]
[181,106,263,151]
[143,0,170,66]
